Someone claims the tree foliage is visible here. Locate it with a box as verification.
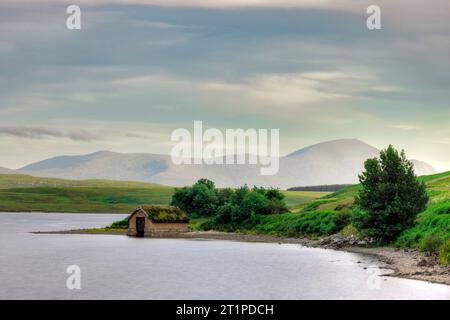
[353,145,428,242]
[171,179,218,217]
[171,179,288,229]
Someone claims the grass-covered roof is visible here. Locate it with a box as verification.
[138,205,189,223]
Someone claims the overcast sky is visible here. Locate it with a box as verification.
[1,0,450,170]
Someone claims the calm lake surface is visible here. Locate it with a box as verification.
[0,212,449,300]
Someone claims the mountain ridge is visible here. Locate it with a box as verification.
[18,139,436,189]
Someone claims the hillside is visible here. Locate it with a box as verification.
[301,171,450,213]
[0,173,327,213]
[0,174,175,213]
[18,139,435,188]
[257,171,450,248]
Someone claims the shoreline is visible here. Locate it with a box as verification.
[33,229,450,286]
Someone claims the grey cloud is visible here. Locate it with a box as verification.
[0,126,100,141]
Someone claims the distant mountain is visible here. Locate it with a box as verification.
[0,166,15,174]
[20,139,435,189]
[409,159,436,177]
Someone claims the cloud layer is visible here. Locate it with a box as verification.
[0,126,99,141]
[0,1,449,170]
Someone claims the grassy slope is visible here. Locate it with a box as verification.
[0,174,174,213]
[254,171,450,244]
[282,190,331,207]
[396,172,450,246]
[0,173,326,213]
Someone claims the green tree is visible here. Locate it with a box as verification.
[217,188,234,206]
[241,191,268,216]
[353,145,428,242]
[264,188,285,201]
[259,187,288,214]
[191,181,218,216]
[171,186,194,213]
[171,178,218,217]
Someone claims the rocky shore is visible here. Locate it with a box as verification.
[34,229,450,286]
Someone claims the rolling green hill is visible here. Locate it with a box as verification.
[288,171,450,214]
[0,173,327,213]
[255,171,450,247]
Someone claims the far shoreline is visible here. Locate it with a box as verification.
[33,228,450,286]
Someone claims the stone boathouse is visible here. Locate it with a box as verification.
[127,205,189,237]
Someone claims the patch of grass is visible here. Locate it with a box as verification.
[255,210,342,238]
[322,184,360,200]
[188,217,210,231]
[418,171,450,183]
[281,190,331,208]
[396,200,450,248]
[301,198,338,213]
[340,224,361,238]
[418,233,444,253]
[439,240,450,265]
[82,227,127,234]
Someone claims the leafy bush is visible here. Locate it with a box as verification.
[109,218,129,229]
[439,240,450,265]
[217,188,234,206]
[208,186,287,231]
[419,233,443,253]
[333,210,352,231]
[353,145,428,242]
[241,190,268,216]
[263,199,289,215]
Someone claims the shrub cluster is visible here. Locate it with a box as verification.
[171,179,288,230]
[109,217,129,229]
